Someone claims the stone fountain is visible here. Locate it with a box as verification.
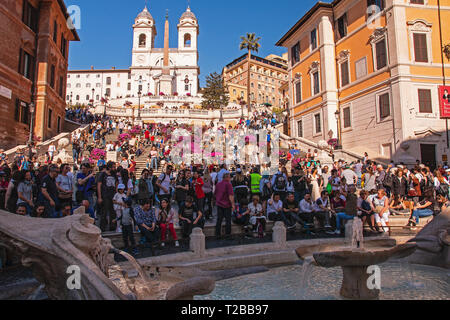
[0,209,217,300]
[297,219,417,300]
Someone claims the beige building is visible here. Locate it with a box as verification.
[222,53,289,108]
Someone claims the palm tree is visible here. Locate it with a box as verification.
[240,33,261,113]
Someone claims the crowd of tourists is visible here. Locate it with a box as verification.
[1,113,448,256]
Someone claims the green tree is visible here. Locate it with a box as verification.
[240,33,261,112]
[201,72,229,110]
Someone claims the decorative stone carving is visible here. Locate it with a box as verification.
[400,209,450,269]
[0,211,217,300]
[369,27,386,43]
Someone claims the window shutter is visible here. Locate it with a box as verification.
[297,120,303,137]
[341,61,349,86]
[418,89,432,113]
[379,93,390,119]
[295,81,302,103]
[376,40,387,70]
[343,107,351,128]
[413,33,428,62]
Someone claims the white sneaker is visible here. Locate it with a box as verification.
[334,229,341,235]
[324,224,332,229]
[161,242,165,247]
[175,241,180,247]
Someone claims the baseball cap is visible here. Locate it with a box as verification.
[236,168,242,173]
[118,184,125,190]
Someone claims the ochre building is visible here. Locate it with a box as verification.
[277,0,450,169]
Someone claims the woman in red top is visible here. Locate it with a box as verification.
[192,171,205,214]
[129,155,136,174]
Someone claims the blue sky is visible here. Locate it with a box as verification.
[67,0,318,86]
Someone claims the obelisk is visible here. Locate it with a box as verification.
[160,10,173,95]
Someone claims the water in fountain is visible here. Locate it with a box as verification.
[111,248,151,283]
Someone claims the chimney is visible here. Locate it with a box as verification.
[112,67,115,70]
[90,65,94,70]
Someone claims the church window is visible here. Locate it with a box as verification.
[139,34,146,48]
[184,33,191,47]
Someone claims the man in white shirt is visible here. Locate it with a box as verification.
[342,165,358,186]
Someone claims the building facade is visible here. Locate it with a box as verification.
[66,6,200,107]
[0,0,79,149]
[277,0,450,168]
[222,53,289,108]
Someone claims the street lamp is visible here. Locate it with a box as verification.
[137,79,143,124]
[91,88,95,103]
[334,109,342,149]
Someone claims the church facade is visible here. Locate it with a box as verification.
[66,6,200,106]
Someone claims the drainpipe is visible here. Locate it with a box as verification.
[437,0,448,148]
[331,5,342,149]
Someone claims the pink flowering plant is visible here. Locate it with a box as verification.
[89,148,106,163]
[129,126,142,135]
[118,133,131,142]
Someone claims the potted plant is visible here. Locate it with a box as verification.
[148,92,153,96]
[173,92,179,96]
[159,92,165,96]
[186,92,191,97]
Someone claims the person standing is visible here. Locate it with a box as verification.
[156,165,174,203]
[97,162,118,232]
[192,171,205,215]
[39,165,60,218]
[214,173,235,237]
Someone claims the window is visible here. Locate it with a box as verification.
[314,113,322,134]
[413,33,428,62]
[97,74,101,78]
[336,14,348,40]
[53,21,58,43]
[105,88,111,96]
[233,89,237,95]
[355,57,368,79]
[86,83,91,88]
[48,108,52,129]
[76,75,80,78]
[15,100,29,125]
[379,93,390,120]
[127,83,131,91]
[22,1,38,32]
[367,0,385,16]
[86,74,90,78]
[138,85,142,92]
[106,77,111,85]
[96,95,99,100]
[59,76,64,97]
[184,33,191,47]
[128,73,131,80]
[251,83,254,88]
[291,42,300,66]
[14,99,20,121]
[86,95,90,101]
[311,28,317,50]
[139,34,146,48]
[343,107,351,128]
[295,81,302,104]
[340,61,350,87]
[60,35,67,57]
[57,116,61,133]
[418,89,432,113]
[76,95,80,101]
[375,40,387,70]
[410,0,424,4]
[117,82,120,88]
[76,83,81,88]
[313,71,320,95]
[96,83,101,88]
[18,49,35,80]
[50,65,55,88]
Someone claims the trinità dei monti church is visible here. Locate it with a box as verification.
[66,5,200,104]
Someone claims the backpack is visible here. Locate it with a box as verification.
[383,173,393,188]
[275,173,287,190]
[262,181,272,198]
[6,181,18,213]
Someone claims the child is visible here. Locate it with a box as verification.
[156,199,179,247]
[233,199,251,235]
[113,198,138,255]
[113,184,127,233]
